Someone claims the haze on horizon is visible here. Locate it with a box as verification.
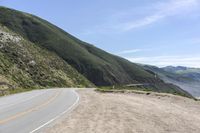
[1,0,200,68]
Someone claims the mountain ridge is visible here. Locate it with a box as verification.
[0,6,156,86]
[0,6,193,98]
[144,65,200,97]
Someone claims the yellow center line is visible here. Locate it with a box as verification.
[0,90,61,125]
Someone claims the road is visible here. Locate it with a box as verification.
[0,88,79,133]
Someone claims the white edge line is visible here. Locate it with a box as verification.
[29,90,80,133]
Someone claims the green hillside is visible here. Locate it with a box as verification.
[0,24,93,95]
[0,6,158,86]
[0,6,194,98]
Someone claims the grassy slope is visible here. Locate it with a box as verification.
[0,7,158,86]
[0,7,193,98]
[0,25,93,95]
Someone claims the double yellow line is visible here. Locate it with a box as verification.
[0,90,61,125]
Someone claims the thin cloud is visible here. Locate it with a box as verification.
[121,0,198,31]
[117,49,146,54]
[126,55,200,68]
[122,15,164,31]
[82,0,199,35]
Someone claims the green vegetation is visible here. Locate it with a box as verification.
[97,84,194,99]
[0,25,93,95]
[0,6,158,86]
[96,86,152,94]
[0,6,194,98]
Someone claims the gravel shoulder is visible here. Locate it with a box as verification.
[45,89,200,133]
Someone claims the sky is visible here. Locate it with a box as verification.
[0,0,200,67]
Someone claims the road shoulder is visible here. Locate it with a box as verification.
[45,89,200,133]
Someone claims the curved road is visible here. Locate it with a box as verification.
[0,88,79,133]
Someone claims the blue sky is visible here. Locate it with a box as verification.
[1,0,200,67]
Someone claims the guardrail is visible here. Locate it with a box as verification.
[125,83,151,87]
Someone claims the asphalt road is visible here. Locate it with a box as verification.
[0,88,79,133]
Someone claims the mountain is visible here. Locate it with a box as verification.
[0,7,156,86]
[0,24,93,94]
[0,7,193,98]
[163,66,200,82]
[144,65,200,97]
[162,66,188,73]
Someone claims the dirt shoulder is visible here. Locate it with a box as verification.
[45,89,200,133]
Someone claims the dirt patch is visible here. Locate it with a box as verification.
[45,89,200,133]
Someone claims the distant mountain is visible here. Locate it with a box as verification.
[163,66,200,82]
[144,65,200,97]
[0,6,193,98]
[162,66,188,72]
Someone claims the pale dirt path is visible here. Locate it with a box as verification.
[45,89,200,133]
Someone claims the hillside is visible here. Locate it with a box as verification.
[163,66,200,82]
[0,6,194,98]
[0,6,160,86]
[0,24,93,95]
[144,65,200,97]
